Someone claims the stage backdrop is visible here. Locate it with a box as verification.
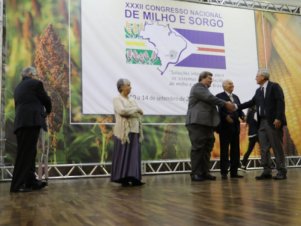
[81,0,258,116]
[3,0,300,165]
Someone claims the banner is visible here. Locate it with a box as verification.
[81,0,258,116]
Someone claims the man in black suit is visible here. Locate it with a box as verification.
[239,69,287,180]
[10,67,52,192]
[216,80,245,179]
[241,106,258,169]
[186,71,236,182]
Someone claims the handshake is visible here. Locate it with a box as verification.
[224,101,237,112]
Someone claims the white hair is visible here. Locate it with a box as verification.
[116,78,130,93]
[222,79,233,89]
[21,66,37,77]
[257,68,270,80]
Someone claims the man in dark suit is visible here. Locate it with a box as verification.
[10,67,52,192]
[239,69,287,180]
[241,106,258,169]
[216,80,245,179]
[186,71,236,182]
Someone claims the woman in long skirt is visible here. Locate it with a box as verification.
[111,78,144,186]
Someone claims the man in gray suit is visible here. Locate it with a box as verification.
[186,71,236,181]
[238,69,287,180]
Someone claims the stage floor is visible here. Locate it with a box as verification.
[0,169,301,226]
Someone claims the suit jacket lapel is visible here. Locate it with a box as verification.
[265,82,272,100]
[232,94,237,103]
[223,92,231,102]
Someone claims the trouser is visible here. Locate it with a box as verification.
[186,124,215,176]
[219,130,240,176]
[10,127,41,192]
[242,136,258,165]
[258,119,286,175]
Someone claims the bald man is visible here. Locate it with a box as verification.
[216,80,245,179]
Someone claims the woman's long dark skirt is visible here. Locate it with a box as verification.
[111,133,141,183]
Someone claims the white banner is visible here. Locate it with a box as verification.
[81,0,258,115]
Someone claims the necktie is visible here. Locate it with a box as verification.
[259,87,265,117]
[260,87,264,98]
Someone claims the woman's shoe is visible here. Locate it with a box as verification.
[121,182,131,187]
[131,179,145,186]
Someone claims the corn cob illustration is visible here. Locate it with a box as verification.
[264,13,301,76]
[256,12,272,68]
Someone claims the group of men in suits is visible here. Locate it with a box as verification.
[186,69,287,181]
[10,66,286,192]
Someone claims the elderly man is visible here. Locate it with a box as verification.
[10,66,52,192]
[216,80,245,179]
[239,69,287,180]
[186,71,236,182]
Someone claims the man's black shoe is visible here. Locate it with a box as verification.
[231,174,244,178]
[221,174,228,180]
[255,174,272,180]
[191,174,206,182]
[203,174,216,180]
[273,174,287,180]
[31,181,47,190]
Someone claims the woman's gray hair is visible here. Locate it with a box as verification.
[21,66,37,77]
[117,78,130,93]
[257,69,270,80]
